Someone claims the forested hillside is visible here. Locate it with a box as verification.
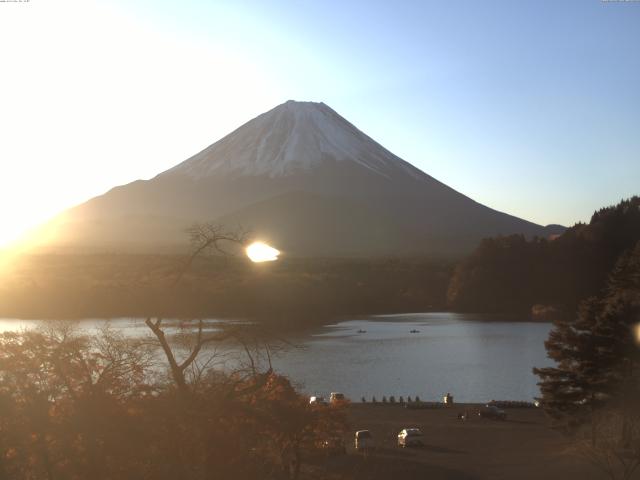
[0,255,452,326]
[447,197,640,316]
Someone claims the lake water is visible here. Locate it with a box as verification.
[0,312,553,403]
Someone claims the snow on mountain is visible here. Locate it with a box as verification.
[163,100,422,180]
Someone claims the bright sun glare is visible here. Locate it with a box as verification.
[246,242,280,263]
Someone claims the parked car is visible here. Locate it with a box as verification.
[309,396,327,405]
[478,405,507,420]
[330,392,346,404]
[354,430,373,450]
[317,437,346,455]
[397,428,424,447]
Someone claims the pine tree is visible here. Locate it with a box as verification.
[534,241,640,439]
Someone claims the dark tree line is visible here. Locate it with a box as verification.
[0,255,452,325]
[447,196,640,316]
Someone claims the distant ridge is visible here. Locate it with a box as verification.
[51,100,563,257]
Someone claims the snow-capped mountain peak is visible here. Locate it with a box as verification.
[164,100,421,179]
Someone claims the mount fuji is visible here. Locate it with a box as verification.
[54,100,562,257]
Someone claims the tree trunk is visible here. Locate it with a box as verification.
[293,443,301,480]
[145,318,188,392]
[37,433,55,480]
[0,456,7,480]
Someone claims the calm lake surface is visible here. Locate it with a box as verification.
[0,313,553,403]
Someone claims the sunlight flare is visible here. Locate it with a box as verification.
[246,241,280,263]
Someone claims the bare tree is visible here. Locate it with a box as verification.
[173,222,249,287]
[144,222,255,393]
[144,317,233,392]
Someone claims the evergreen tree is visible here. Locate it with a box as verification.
[534,241,640,439]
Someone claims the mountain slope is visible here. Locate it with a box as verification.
[51,100,562,256]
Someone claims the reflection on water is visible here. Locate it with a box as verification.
[0,318,225,337]
[0,313,553,402]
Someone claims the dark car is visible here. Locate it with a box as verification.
[318,437,347,455]
[478,405,507,420]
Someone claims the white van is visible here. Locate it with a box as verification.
[354,430,373,450]
[330,392,345,404]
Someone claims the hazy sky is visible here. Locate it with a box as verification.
[1,0,639,246]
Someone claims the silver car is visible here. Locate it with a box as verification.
[397,428,424,447]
